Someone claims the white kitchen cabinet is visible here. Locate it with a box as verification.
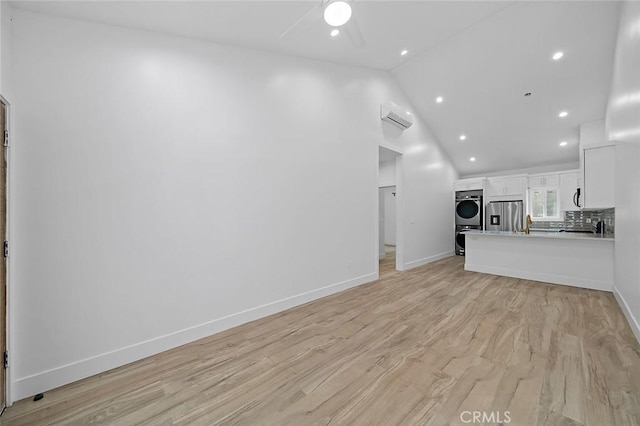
[487,179,504,196]
[583,145,615,209]
[487,176,526,199]
[454,178,484,191]
[528,173,560,188]
[505,177,525,195]
[560,171,580,211]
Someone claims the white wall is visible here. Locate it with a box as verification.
[580,120,607,149]
[0,0,3,91]
[378,158,396,187]
[393,140,457,269]
[614,142,640,340]
[0,0,3,92]
[8,9,458,401]
[606,1,640,342]
[0,1,11,96]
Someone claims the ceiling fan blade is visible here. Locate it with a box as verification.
[279,0,325,40]
[344,14,365,48]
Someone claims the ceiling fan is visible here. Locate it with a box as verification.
[278,0,366,48]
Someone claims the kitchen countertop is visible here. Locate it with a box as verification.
[464,229,614,291]
[463,229,614,242]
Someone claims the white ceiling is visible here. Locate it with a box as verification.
[10,1,621,175]
[393,1,621,176]
[10,1,512,71]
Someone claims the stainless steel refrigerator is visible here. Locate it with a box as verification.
[485,201,524,232]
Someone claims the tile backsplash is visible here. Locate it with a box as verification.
[532,209,615,235]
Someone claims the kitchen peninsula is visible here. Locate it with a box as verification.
[464,230,614,292]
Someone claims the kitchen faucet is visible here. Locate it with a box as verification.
[522,214,532,234]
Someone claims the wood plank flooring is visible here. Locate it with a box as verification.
[379,244,396,278]
[2,255,640,425]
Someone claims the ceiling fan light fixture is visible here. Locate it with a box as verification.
[324,1,352,27]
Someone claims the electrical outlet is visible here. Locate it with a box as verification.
[586,218,591,224]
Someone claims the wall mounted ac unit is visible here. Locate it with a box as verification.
[380,101,413,130]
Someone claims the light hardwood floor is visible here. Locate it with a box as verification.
[2,255,640,425]
[379,244,396,278]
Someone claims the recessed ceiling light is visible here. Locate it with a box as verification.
[558,111,568,118]
[400,50,408,56]
[552,51,564,60]
[459,134,467,141]
[436,96,444,103]
[559,141,568,147]
[324,1,352,27]
[470,157,476,162]
[330,29,340,37]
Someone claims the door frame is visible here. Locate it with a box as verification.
[378,185,396,257]
[377,142,405,272]
[0,93,11,408]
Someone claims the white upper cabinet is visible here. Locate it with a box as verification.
[453,178,484,191]
[528,173,560,188]
[487,176,526,199]
[559,171,580,211]
[505,177,525,195]
[578,120,614,209]
[583,145,615,209]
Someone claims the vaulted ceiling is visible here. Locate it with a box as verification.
[10,1,621,175]
[392,1,619,175]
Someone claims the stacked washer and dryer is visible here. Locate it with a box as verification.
[455,190,483,255]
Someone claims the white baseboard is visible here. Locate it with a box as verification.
[465,264,612,292]
[613,286,640,344]
[403,251,453,270]
[11,272,377,403]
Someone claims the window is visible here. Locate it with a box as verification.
[529,188,561,220]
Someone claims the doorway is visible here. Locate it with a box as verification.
[0,96,8,411]
[378,145,403,274]
[379,186,397,276]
